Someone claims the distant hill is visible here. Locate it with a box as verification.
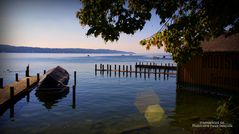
[0,44,134,54]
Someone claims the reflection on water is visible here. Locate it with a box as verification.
[35,87,69,109]
[134,90,165,126]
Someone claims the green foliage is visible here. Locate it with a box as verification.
[77,0,239,64]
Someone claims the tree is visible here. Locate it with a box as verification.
[76,0,239,64]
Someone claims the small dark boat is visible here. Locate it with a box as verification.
[37,66,69,93]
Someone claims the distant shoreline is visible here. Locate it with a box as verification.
[0,44,135,54]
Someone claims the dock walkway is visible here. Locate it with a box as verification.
[0,76,39,113]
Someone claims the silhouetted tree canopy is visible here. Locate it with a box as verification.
[77,0,239,64]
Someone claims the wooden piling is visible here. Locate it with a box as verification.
[37,73,40,82]
[154,68,157,78]
[119,65,121,77]
[10,86,14,118]
[148,68,150,78]
[15,73,18,82]
[10,86,14,103]
[0,78,3,88]
[95,64,97,71]
[102,65,104,75]
[72,85,76,109]
[74,71,76,86]
[26,65,29,77]
[44,70,46,74]
[115,64,116,70]
[130,65,132,72]
[27,78,30,88]
[109,65,112,76]
[135,65,137,78]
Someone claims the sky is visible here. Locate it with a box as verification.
[0,0,165,53]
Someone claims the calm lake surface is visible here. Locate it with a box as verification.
[0,53,228,134]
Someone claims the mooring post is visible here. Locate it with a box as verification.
[27,78,30,88]
[102,64,105,75]
[72,85,76,109]
[44,70,46,74]
[126,66,128,77]
[123,65,125,76]
[10,86,15,118]
[95,64,97,71]
[10,86,14,102]
[74,71,76,86]
[148,68,150,78]
[154,68,157,78]
[15,73,18,82]
[164,63,167,80]
[119,65,121,77]
[26,64,29,77]
[135,64,137,78]
[0,78,3,88]
[114,64,116,76]
[37,73,40,82]
[109,65,112,76]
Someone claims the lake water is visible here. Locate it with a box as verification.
[0,53,234,134]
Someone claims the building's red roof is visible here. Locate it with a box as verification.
[201,34,239,52]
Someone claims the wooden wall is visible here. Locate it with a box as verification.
[178,52,239,92]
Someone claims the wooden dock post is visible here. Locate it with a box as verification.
[158,68,161,79]
[135,64,137,78]
[114,64,116,76]
[0,78,3,88]
[74,71,76,86]
[109,65,112,76]
[154,68,157,78]
[119,65,121,77]
[27,78,30,88]
[72,85,76,109]
[102,64,105,75]
[26,64,29,77]
[15,73,18,82]
[130,65,132,77]
[44,70,46,74]
[95,64,97,72]
[126,65,128,77]
[144,68,146,79]
[164,63,166,80]
[37,73,40,82]
[10,86,15,118]
[10,86,14,103]
[26,78,30,102]
[148,68,150,78]
[107,64,109,75]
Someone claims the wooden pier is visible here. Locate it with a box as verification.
[95,62,177,80]
[0,76,40,114]
[0,65,41,114]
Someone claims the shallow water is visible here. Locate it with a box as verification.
[0,53,230,134]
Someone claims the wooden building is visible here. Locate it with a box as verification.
[177,34,239,94]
